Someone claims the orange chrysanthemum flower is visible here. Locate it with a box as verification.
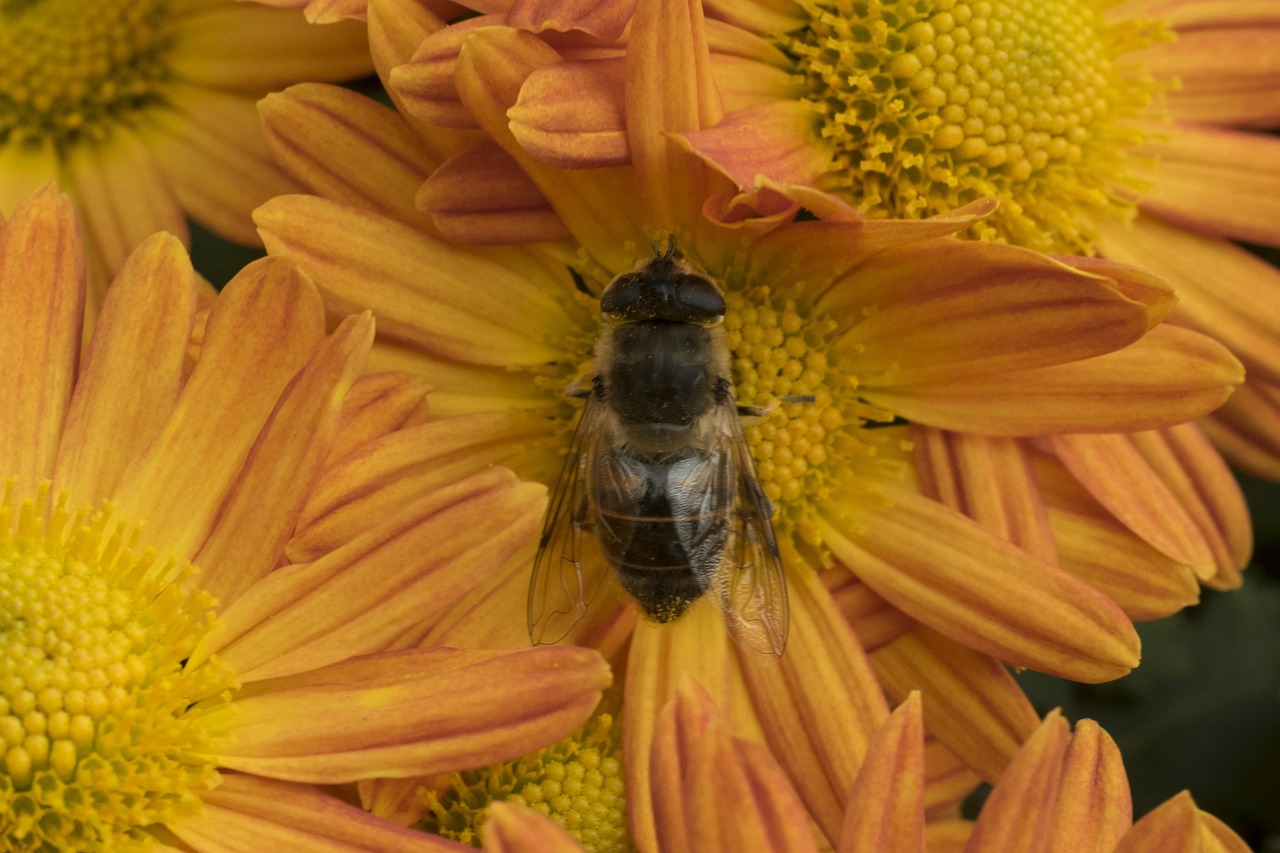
[0,0,372,308]
[250,2,1243,843]
[0,184,611,851]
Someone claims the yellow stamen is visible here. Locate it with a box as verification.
[785,0,1173,253]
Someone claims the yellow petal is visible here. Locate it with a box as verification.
[110,257,325,558]
[202,467,545,681]
[483,801,588,853]
[168,772,467,852]
[0,183,85,494]
[215,646,611,782]
[836,692,926,853]
[195,312,374,607]
[870,627,1040,784]
[822,489,1140,683]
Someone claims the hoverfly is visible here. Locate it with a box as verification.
[528,241,789,657]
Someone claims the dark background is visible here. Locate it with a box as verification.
[190,223,1280,850]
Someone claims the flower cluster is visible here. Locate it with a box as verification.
[0,0,1274,850]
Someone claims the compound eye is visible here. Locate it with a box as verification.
[600,273,647,323]
[672,273,725,326]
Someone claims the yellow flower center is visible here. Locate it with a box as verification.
[420,714,630,852]
[0,484,231,851]
[785,0,1173,253]
[0,0,182,151]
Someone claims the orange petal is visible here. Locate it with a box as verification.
[1198,378,1280,481]
[701,0,807,32]
[325,371,431,466]
[216,645,611,782]
[52,233,195,507]
[1118,1,1280,27]
[0,184,85,494]
[678,101,831,190]
[419,140,572,244]
[1148,28,1280,127]
[823,568,915,652]
[110,257,325,559]
[836,692,926,853]
[509,58,630,167]
[869,627,1040,785]
[168,772,468,852]
[254,194,570,364]
[1115,790,1252,853]
[393,16,496,129]
[870,324,1244,435]
[483,801,588,853]
[739,569,890,844]
[911,428,1057,565]
[259,83,440,229]
[648,675,717,853]
[923,737,982,822]
[509,0,635,39]
[367,0,451,109]
[201,467,545,681]
[1138,123,1280,248]
[822,489,1141,683]
[195,312,374,607]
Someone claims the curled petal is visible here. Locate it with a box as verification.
[215,646,611,782]
[509,0,636,40]
[510,59,630,167]
[677,101,832,190]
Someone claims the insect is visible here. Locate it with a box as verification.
[528,241,790,657]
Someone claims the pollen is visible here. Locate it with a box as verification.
[0,482,232,851]
[420,714,631,852]
[0,0,176,152]
[785,0,1173,254]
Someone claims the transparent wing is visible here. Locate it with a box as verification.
[707,395,790,658]
[528,392,615,645]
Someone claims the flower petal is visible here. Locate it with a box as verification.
[110,257,325,558]
[259,83,440,229]
[509,58,630,167]
[869,325,1244,435]
[509,0,636,39]
[195,312,374,607]
[483,801,588,853]
[869,627,1040,785]
[255,194,570,364]
[678,101,831,191]
[1199,378,1280,480]
[326,371,431,465]
[392,16,497,129]
[738,569,890,844]
[215,646,611,782]
[1114,791,1252,853]
[0,184,85,494]
[822,488,1141,683]
[52,233,195,507]
[168,773,469,852]
[201,467,545,681]
[1148,28,1280,127]
[836,692,926,853]
[823,569,914,652]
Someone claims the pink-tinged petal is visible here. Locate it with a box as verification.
[420,140,572,243]
[838,242,1156,386]
[299,0,369,23]
[52,233,195,507]
[215,646,611,782]
[145,84,297,245]
[870,627,1040,785]
[824,568,915,652]
[966,714,1131,852]
[484,801,588,853]
[1138,123,1280,248]
[325,371,430,466]
[509,0,636,40]
[65,126,188,276]
[912,428,1057,565]
[1047,433,1215,578]
[171,7,371,88]
[110,258,325,559]
[393,16,499,129]
[677,101,831,190]
[509,58,629,167]
[168,773,469,852]
[1199,378,1280,480]
[254,194,569,364]
[837,692,926,853]
[1100,215,1280,386]
[1115,791,1252,853]
[0,184,84,493]
[739,569,890,844]
[1147,29,1280,127]
[195,312,373,607]
[200,468,544,681]
[652,679,818,853]
[870,324,1244,435]
[259,84,439,229]
[625,0,725,230]
[287,411,547,562]
[822,488,1141,683]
